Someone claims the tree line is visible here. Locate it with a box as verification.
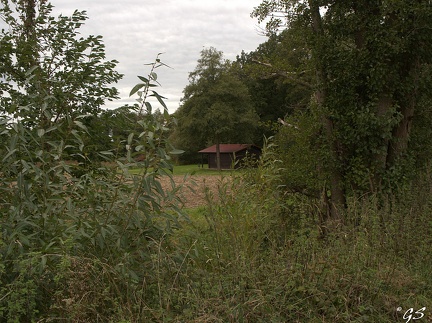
[3,0,432,222]
[173,0,432,223]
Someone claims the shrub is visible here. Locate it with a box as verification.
[0,55,185,321]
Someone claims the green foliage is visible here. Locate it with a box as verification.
[148,142,432,322]
[172,47,259,164]
[0,0,122,120]
[231,27,314,146]
[274,106,327,196]
[0,254,40,322]
[72,105,171,164]
[252,0,432,204]
[0,13,183,317]
[1,1,431,321]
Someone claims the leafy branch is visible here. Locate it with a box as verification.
[129,53,173,116]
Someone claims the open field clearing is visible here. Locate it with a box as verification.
[159,173,231,208]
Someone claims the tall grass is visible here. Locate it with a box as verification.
[157,143,432,322]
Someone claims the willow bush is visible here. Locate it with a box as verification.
[0,56,185,321]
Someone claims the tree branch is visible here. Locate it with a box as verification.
[251,58,312,89]
[278,117,299,129]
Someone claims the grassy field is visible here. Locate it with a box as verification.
[129,163,238,176]
[172,164,227,175]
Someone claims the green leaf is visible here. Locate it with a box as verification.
[25,65,39,76]
[150,91,168,110]
[169,149,184,155]
[2,148,17,161]
[129,83,146,97]
[137,76,149,83]
[99,151,113,155]
[37,129,45,137]
[127,133,134,145]
[145,102,152,113]
[74,120,88,132]
[41,255,47,270]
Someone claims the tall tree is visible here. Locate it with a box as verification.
[173,47,258,169]
[252,0,432,219]
[231,28,314,143]
[0,0,122,126]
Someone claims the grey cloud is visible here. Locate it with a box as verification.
[25,1,267,112]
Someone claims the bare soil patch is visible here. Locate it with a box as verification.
[160,175,229,208]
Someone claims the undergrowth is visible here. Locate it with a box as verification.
[2,116,431,321]
[158,142,432,322]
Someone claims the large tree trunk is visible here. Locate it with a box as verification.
[371,94,394,191]
[309,0,346,220]
[387,60,419,166]
[318,94,346,220]
[387,101,415,165]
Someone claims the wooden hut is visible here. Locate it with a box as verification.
[198,144,261,169]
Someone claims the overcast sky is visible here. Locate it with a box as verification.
[49,0,267,113]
